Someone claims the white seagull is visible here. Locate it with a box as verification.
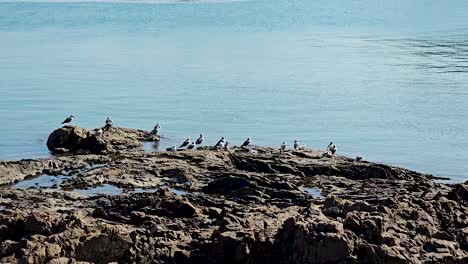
[62,115,75,124]
[281,142,287,151]
[241,137,251,148]
[214,136,225,149]
[104,117,113,130]
[294,140,300,150]
[195,134,204,145]
[166,145,176,152]
[179,138,191,148]
[224,141,230,150]
[327,142,337,155]
[187,141,196,150]
[93,128,103,137]
[151,123,161,135]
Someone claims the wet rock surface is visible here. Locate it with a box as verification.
[0,127,467,263]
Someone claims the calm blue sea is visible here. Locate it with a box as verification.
[0,0,467,182]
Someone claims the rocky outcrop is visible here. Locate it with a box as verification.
[46,125,158,154]
[0,127,466,263]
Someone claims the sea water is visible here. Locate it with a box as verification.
[0,0,467,182]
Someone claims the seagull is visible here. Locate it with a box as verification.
[93,128,103,137]
[151,123,161,135]
[62,115,75,124]
[224,141,230,150]
[294,140,300,150]
[294,140,305,150]
[241,137,251,148]
[195,134,204,145]
[179,138,191,148]
[104,117,113,130]
[214,136,225,148]
[166,145,176,152]
[187,141,196,150]
[328,142,337,155]
[355,156,363,162]
[280,142,287,151]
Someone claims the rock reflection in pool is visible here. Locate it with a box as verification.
[143,141,160,153]
[75,184,123,196]
[15,175,67,189]
[304,187,324,199]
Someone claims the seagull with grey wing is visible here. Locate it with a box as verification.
[166,145,176,152]
[294,140,300,150]
[104,116,113,130]
[151,123,161,135]
[62,115,75,125]
[179,138,191,148]
[214,136,225,149]
[327,142,337,155]
[294,140,305,150]
[187,140,196,150]
[241,137,251,148]
[280,142,287,151]
[195,134,204,145]
[93,128,103,137]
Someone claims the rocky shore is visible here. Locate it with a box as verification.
[0,126,466,263]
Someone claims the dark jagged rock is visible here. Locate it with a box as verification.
[0,126,466,263]
[46,125,159,154]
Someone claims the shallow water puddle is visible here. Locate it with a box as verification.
[132,187,158,193]
[16,175,190,197]
[304,187,324,199]
[15,175,68,189]
[74,184,123,196]
[171,188,188,196]
[143,141,160,153]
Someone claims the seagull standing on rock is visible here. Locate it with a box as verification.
[195,134,204,145]
[214,137,225,149]
[294,140,305,150]
[61,115,75,125]
[166,145,176,152]
[151,123,161,135]
[187,141,196,150]
[179,138,191,148]
[281,142,287,151]
[294,140,300,150]
[327,142,337,155]
[355,155,363,162]
[241,137,251,148]
[224,141,230,151]
[93,128,103,137]
[104,117,113,130]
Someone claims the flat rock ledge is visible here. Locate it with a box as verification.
[0,127,466,263]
